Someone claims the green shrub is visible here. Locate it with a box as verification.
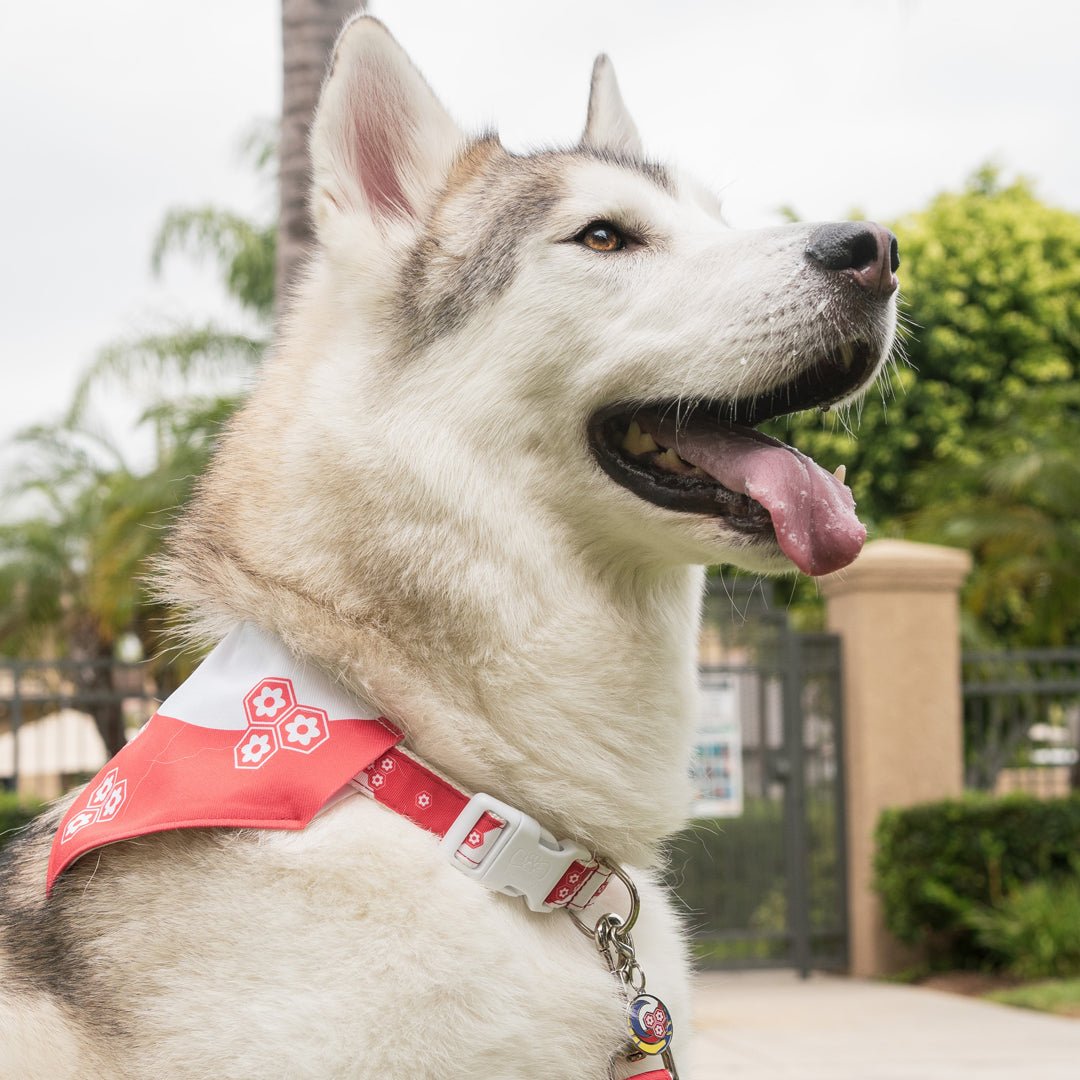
[0,792,44,855]
[875,793,1080,969]
[967,877,1080,979]
[986,976,1080,1016]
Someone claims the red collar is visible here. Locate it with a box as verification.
[48,623,614,915]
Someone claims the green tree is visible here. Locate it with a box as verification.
[0,399,234,755]
[771,170,1080,644]
[0,422,145,756]
[907,381,1080,645]
[0,166,273,754]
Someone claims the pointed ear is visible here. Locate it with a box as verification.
[580,55,643,157]
[310,16,465,235]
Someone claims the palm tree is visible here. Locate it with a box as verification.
[1,157,274,758]
[907,382,1080,647]
[277,0,364,308]
[0,424,139,757]
[0,398,233,756]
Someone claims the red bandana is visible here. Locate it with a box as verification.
[47,625,614,916]
[47,624,401,894]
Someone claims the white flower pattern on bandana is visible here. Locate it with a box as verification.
[60,767,129,843]
[234,678,330,767]
[252,686,286,718]
[100,780,127,820]
[87,770,115,807]
[284,714,321,746]
[240,732,273,763]
[62,809,98,843]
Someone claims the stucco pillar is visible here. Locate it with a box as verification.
[820,539,972,976]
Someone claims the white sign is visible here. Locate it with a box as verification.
[692,674,744,817]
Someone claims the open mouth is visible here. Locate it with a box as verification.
[587,340,878,576]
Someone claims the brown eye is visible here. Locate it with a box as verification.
[577,221,625,252]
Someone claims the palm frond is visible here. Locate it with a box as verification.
[66,325,262,426]
[152,206,276,319]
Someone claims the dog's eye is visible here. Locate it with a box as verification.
[576,221,626,253]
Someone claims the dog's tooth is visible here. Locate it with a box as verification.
[656,448,683,471]
[839,342,855,370]
[621,421,659,455]
[833,464,847,484]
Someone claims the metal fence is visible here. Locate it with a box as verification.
[0,658,160,796]
[962,648,1080,795]
[666,581,848,975]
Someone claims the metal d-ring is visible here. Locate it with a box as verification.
[569,861,640,938]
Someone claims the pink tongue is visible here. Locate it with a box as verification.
[651,423,866,576]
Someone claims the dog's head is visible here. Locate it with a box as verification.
[293,16,897,581]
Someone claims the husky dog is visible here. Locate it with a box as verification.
[0,15,897,1080]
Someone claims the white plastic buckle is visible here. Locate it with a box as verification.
[440,792,592,913]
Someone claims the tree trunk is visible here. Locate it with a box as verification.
[88,655,127,759]
[68,622,128,760]
[277,0,363,311]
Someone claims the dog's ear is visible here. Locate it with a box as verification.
[580,55,643,157]
[310,16,464,236]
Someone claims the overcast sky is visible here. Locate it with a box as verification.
[2,0,1078,467]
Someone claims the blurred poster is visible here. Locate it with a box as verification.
[692,674,743,817]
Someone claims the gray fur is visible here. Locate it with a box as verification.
[395,140,674,353]
[395,140,562,351]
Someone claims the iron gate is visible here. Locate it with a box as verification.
[667,579,848,974]
[962,648,1080,795]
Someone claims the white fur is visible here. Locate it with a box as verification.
[582,55,644,156]
[0,14,896,1079]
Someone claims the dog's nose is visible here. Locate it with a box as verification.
[805,221,899,297]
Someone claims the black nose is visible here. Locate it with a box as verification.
[805,221,899,297]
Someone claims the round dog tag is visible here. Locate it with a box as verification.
[626,993,673,1055]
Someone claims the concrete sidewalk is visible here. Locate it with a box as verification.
[685,970,1080,1080]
